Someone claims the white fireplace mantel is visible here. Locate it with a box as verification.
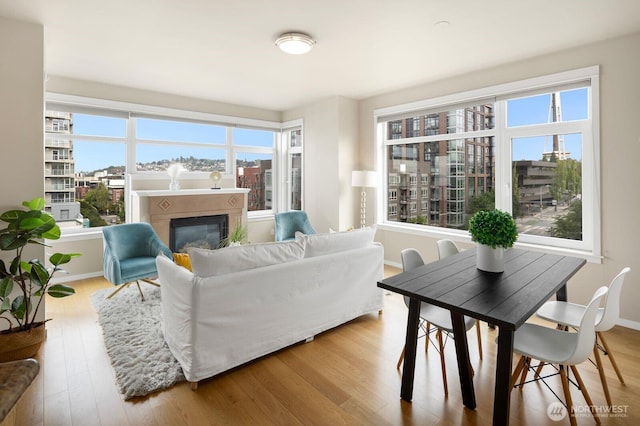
[132,188,249,198]
[130,188,250,247]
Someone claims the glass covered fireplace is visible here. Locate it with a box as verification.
[170,214,228,252]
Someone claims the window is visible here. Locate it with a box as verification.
[282,124,304,211]
[376,67,600,261]
[45,95,301,231]
[136,118,226,172]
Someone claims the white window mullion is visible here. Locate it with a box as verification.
[494,100,510,213]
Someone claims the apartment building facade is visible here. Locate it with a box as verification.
[386,105,495,229]
[44,111,82,224]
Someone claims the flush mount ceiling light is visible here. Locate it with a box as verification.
[275,32,316,55]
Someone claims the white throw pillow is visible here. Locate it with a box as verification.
[302,226,376,258]
[187,239,305,277]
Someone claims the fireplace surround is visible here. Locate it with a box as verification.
[130,189,249,248]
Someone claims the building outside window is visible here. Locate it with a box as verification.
[376,67,600,260]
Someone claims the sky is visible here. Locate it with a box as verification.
[68,87,588,173]
[508,88,587,161]
[71,117,274,173]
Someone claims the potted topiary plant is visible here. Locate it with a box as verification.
[468,209,518,273]
[0,198,80,361]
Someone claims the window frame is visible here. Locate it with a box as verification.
[374,66,601,262]
[280,120,305,212]
[45,93,299,234]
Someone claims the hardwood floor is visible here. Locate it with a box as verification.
[10,266,640,425]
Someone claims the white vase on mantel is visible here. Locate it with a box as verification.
[476,244,504,273]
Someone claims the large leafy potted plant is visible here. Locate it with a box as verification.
[0,198,80,361]
[468,209,518,273]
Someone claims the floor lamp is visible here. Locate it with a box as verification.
[352,170,377,228]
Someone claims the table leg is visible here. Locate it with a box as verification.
[400,297,420,401]
[494,327,514,426]
[451,312,476,409]
[556,284,568,302]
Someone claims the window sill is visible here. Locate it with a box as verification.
[376,222,602,264]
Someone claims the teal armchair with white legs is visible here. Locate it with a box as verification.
[102,222,172,301]
[274,211,316,241]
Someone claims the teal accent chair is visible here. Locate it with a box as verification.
[274,211,316,241]
[102,222,172,301]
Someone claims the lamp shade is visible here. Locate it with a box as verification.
[352,170,377,188]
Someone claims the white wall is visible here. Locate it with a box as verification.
[359,31,640,326]
[283,96,360,233]
[0,16,45,328]
[0,16,44,222]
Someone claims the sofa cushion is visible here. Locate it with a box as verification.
[301,226,376,258]
[187,239,305,277]
[173,252,193,271]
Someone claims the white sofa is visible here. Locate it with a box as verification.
[155,227,384,387]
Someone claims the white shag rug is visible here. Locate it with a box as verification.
[91,285,185,399]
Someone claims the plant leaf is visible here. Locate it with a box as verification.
[11,296,26,320]
[0,277,13,297]
[30,262,49,286]
[0,234,29,251]
[9,257,21,275]
[0,209,24,223]
[41,221,61,240]
[47,284,75,298]
[49,252,81,266]
[24,198,46,211]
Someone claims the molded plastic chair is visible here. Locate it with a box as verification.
[535,267,630,406]
[436,239,460,259]
[102,222,172,301]
[396,247,482,397]
[511,286,608,426]
[274,211,316,241]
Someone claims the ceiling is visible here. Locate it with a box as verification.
[1,0,640,112]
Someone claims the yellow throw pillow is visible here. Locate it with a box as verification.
[173,252,192,271]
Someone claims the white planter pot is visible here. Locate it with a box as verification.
[476,244,504,273]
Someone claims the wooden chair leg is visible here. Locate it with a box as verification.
[436,329,448,397]
[593,342,612,407]
[534,362,546,379]
[570,365,601,425]
[559,366,577,426]
[510,356,526,389]
[518,357,531,386]
[475,320,483,360]
[598,332,625,384]
[190,381,198,390]
[396,345,406,370]
[425,322,431,353]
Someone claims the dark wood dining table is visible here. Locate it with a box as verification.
[378,247,586,426]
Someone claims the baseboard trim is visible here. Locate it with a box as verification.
[50,271,103,284]
[616,318,640,331]
[384,260,402,270]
